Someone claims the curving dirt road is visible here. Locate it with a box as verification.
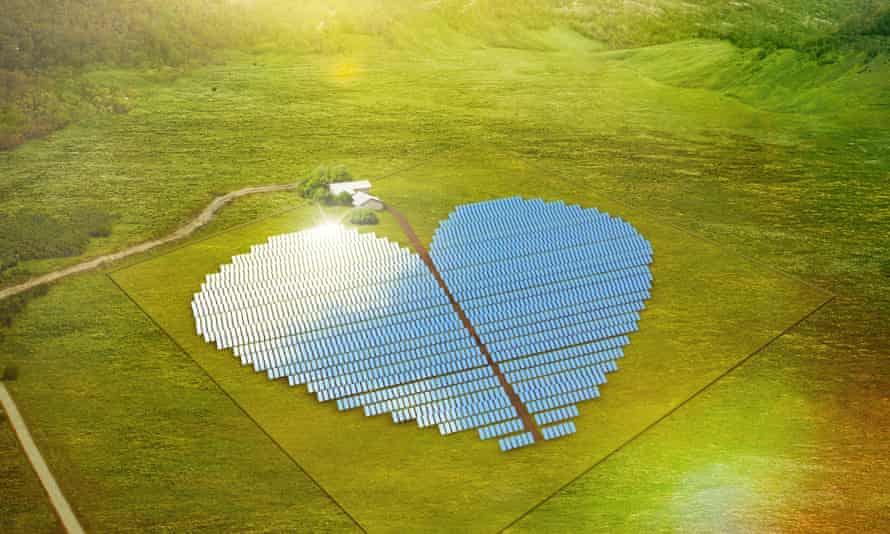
[0,184,297,302]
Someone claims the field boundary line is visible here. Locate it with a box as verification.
[0,383,85,534]
[105,274,368,533]
[498,294,837,532]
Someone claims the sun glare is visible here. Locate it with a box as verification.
[315,222,343,236]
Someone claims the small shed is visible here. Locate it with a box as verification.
[353,192,385,211]
[329,180,372,196]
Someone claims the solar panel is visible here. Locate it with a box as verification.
[192,197,652,452]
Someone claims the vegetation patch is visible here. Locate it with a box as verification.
[0,210,115,276]
[299,164,358,206]
[1,365,18,381]
[0,286,48,332]
[348,208,379,225]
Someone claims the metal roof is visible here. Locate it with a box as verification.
[352,191,383,207]
[329,180,372,195]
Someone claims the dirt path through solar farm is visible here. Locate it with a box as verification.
[0,183,298,302]
[386,205,544,442]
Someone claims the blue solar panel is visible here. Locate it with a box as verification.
[478,419,524,440]
[192,197,652,452]
[541,421,577,441]
[534,405,580,426]
[498,431,536,452]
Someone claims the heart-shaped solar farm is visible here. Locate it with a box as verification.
[191,197,653,452]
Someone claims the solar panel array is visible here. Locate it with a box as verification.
[191,197,653,453]
[430,197,653,451]
[191,224,521,449]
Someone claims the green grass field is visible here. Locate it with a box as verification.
[0,420,60,532]
[110,145,829,531]
[1,17,888,534]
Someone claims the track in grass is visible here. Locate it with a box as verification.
[0,184,297,303]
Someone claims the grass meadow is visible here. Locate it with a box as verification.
[110,147,828,531]
[1,23,887,533]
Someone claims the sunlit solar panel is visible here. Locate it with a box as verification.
[430,197,653,443]
[191,197,652,452]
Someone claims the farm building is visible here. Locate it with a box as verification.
[353,192,385,211]
[329,180,384,210]
[329,180,371,196]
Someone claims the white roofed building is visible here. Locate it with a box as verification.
[329,180,372,196]
[328,180,383,210]
[353,192,384,211]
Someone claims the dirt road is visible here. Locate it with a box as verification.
[1,383,85,533]
[0,184,297,302]
[385,204,543,442]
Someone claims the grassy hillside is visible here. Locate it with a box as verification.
[1,20,886,292]
[556,0,890,49]
[2,1,887,150]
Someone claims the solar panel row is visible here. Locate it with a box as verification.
[191,224,544,452]
[337,367,494,411]
[479,419,525,440]
[431,197,653,446]
[533,405,580,426]
[191,197,652,452]
[498,431,536,452]
[498,336,628,373]
[435,198,590,248]
[542,421,577,441]
[363,375,501,417]
[439,406,519,435]
[435,223,645,271]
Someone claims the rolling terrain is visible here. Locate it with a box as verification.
[0,2,888,532]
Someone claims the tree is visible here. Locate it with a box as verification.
[349,209,379,225]
[310,187,334,205]
[299,164,360,201]
[331,164,353,182]
[335,191,353,206]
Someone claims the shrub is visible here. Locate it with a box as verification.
[0,208,113,328]
[0,209,115,274]
[2,365,19,381]
[330,165,353,182]
[335,191,353,206]
[0,285,48,334]
[310,188,334,206]
[349,209,379,225]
